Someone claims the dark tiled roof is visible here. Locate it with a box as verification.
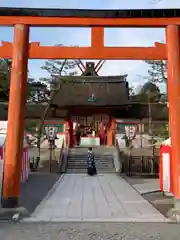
[114,103,168,120]
[0,102,168,120]
[0,8,180,18]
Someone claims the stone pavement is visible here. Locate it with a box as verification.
[124,177,159,194]
[132,179,159,195]
[24,174,167,222]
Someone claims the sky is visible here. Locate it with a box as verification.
[0,0,180,92]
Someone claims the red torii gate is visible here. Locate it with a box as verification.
[0,8,180,209]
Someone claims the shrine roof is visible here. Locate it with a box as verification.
[51,75,129,107]
[57,75,127,83]
[0,7,180,18]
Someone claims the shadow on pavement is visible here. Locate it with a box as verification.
[122,175,158,185]
[143,191,174,217]
[122,175,173,217]
[20,172,61,215]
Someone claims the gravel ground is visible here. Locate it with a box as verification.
[0,222,180,240]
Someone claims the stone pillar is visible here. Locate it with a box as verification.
[1,24,29,208]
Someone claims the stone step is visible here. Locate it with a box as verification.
[68,155,113,157]
[66,169,115,173]
[66,147,115,173]
[68,159,113,162]
[68,162,113,164]
[70,146,115,150]
[68,152,113,154]
[67,165,114,169]
[67,158,114,162]
[68,159,113,161]
[67,163,114,166]
[67,164,114,168]
[68,161,113,164]
[67,162,114,165]
[68,156,113,159]
[68,162,114,165]
[68,153,113,155]
[68,157,113,160]
[68,153,115,156]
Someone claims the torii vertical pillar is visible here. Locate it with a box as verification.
[166,25,180,206]
[1,24,29,208]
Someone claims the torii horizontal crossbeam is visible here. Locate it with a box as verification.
[0,41,166,60]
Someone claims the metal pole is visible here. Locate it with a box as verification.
[148,93,152,136]
[140,121,143,148]
[49,140,52,172]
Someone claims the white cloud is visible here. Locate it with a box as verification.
[99,60,148,86]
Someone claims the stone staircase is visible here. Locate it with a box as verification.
[66,146,116,174]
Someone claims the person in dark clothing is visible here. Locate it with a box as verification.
[87,147,97,176]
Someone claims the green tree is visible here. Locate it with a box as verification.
[145,60,167,89]
[41,54,78,88]
[0,58,50,104]
[0,58,50,136]
[0,59,11,102]
[129,84,135,96]
[27,78,50,104]
[144,61,169,138]
[134,81,161,103]
[37,57,78,142]
[140,81,161,102]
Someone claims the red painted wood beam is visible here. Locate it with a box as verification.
[0,41,166,60]
[29,42,166,60]
[166,25,180,198]
[0,16,180,27]
[1,24,29,208]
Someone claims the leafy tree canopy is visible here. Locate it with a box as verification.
[0,58,50,104]
[41,54,78,88]
[133,81,161,102]
[145,60,167,85]
[27,78,50,104]
[0,59,11,102]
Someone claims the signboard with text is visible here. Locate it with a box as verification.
[125,125,137,140]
